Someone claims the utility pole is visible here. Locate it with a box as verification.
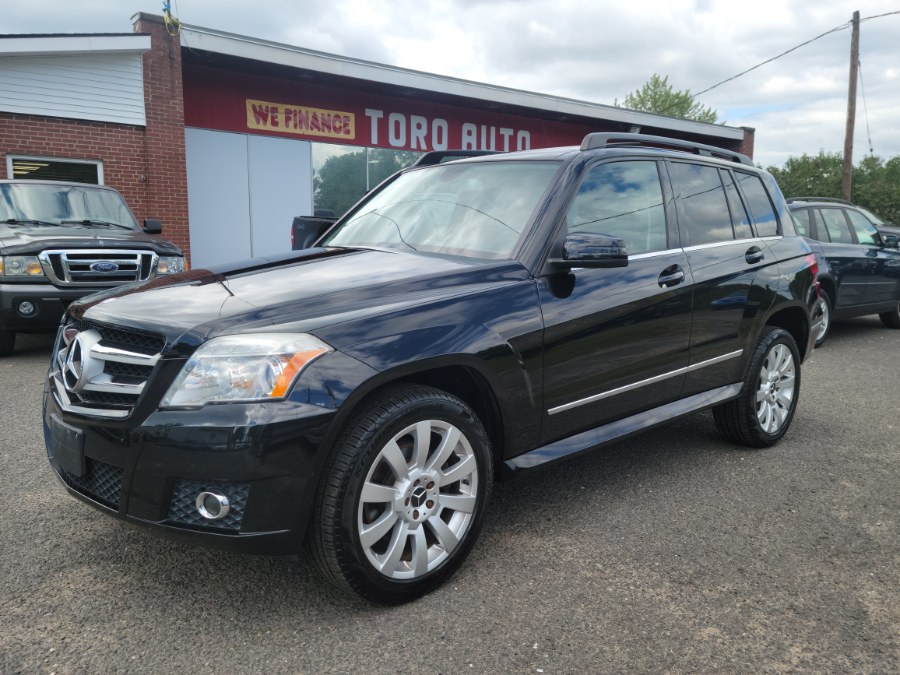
[841,10,860,201]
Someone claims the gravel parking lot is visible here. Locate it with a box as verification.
[1,317,898,673]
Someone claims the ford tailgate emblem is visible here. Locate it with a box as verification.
[91,261,119,272]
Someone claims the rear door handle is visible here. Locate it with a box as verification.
[745,246,764,264]
[658,266,685,287]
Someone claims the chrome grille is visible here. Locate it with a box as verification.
[50,320,165,419]
[39,249,157,286]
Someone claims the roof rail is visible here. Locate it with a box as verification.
[580,132,754,166]
[413,150,499,167]
[785,196,852,205]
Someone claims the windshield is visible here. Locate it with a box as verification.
[858,206,885,226]
[0,183,139,229]
[322,160,561,260]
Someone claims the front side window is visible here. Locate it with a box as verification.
[566,160,667,255]
[735,172,779,237]
[670,162,733,246]
[846,209,879,245]
[323,160,561,260]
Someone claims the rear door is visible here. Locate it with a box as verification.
[671,163,776,395]
[813,207,869,307]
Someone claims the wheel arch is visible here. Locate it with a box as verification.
[317,358,508,478]
[764,304,811,361]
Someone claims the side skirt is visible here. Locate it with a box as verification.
[502,382,742,476]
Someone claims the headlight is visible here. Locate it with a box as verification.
[161,334,332,408]
[157,256,187,275]
[0,255,45,277]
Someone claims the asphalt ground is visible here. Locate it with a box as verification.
[1,317,898,673]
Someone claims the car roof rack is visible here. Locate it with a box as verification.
[785,196,852,205]
[580,132,754,166]
[412,150,500,167]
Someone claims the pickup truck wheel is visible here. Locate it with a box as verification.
[813,290,832,347]
[879,300,900,328]
[310,385,493,604]
[0,328,15,357]
[713,327,800,448]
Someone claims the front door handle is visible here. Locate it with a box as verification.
[745,246,764,264]
[658,265,685,287]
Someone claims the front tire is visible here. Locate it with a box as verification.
[713,327,801,448]
[310,385,493,603]
[879,300,900,328]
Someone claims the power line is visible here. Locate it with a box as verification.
[858,59,875,156]
[692,9,900,100]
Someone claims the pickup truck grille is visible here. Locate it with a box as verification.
[39,249,157,286]
[49,319,166,418]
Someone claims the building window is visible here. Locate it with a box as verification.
[7,156,103,184]
[311,143,420,217]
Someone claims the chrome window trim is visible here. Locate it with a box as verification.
[681,238,761,253]
[548,349,743,416]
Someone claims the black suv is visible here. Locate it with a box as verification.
[1,180,186,355]
[43,134,819,603]
[787,197,900,346]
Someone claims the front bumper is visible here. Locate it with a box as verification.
[43,392,337,555]
[1,281,92,332]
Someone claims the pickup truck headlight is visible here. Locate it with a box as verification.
[161,334,332,408]
[157,256,187,275]
[0,255,45,277]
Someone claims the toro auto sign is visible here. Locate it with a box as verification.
[185,66,598,152]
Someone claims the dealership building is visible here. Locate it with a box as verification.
[1,13,755,267]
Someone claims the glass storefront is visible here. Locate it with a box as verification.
[312,143,421,216]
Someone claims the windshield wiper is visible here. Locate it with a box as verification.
[61,219,133,230]
[4,218,58,226]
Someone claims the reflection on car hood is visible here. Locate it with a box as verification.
[71,247,528,351]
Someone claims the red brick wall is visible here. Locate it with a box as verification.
[0,14,191,261]
[738,127,756,162]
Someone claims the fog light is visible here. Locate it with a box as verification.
[196,491,230,520]
[17,301,36,316]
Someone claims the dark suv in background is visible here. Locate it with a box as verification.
[43,134,819,603]
[0,180,186,355]
[787,197,900,346]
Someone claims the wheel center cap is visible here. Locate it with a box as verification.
[410,486,428,508]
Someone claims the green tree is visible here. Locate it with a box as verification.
[314,148,420,216]
[766,151,843,199]
[617,73,719,123]
[766,151,900,226]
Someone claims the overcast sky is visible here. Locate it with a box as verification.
[3,1,899,167]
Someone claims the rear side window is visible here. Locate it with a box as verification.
[669,162,733,246]
[818,208,853,244]
[791,209,811,237]
[735,172,779,236]
[567,160,667,254]
[720,170,753,239]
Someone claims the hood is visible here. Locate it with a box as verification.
[0,223,181,255]
[71,248,528,352]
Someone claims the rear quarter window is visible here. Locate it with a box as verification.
[735,172,779,237]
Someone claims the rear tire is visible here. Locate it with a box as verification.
[879,300,900,328]
[0,327,15,357]
[309,384,493,604]
[713,327,800,448]
[813,290,832,347]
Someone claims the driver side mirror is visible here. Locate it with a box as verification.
[549,232,628,269]
[881,233,899,249]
